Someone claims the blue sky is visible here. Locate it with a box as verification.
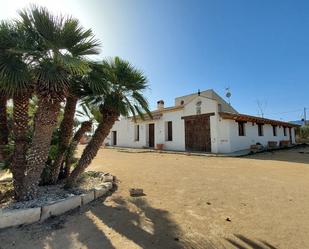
[0,0,308,121]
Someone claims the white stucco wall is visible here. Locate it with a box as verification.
[219,119,296,153]
[105,95,220,152]
[105,94,297,154]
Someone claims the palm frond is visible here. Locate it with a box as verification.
[16,5,101,98]
[61,18,100,56]
[0,53,30,95]
[85,57,150,119]
[0,21,31,95]
[34,58,70,98]
[56,54,90,75]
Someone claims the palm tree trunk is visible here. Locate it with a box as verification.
[49,95,78,184]
[10,94,30,200]
[65,110,118,188]
[0,95,9,161]
[19,97,61,201]
[63,120,92,178]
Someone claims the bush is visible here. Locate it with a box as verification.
[299,125,309,139]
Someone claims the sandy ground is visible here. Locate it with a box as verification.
[1,146,309,249]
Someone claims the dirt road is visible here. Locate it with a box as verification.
[1,146,309,248]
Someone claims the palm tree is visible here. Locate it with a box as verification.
[62,102,102,178]
[65,57,151,187]
[0,21,32,199]
[0,92,8,161]
[63,120,93,178]
[49,63,107,184]
[15,6,100,200]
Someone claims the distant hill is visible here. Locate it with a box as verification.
[290,120,306,126]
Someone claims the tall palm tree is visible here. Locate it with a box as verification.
[0,21,32,199]
[16,6,100,200]
[63,120,93,178]
[0,92,8,161]
[49,63,107,184]
[62,102,103,178]
[65,57,151,187]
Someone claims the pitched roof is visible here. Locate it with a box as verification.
[129,105,184,121]
[175,89,238,113]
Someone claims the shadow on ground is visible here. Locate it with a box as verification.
[0,192,219,249]
[226,234,278,249]
[0,190,280,249]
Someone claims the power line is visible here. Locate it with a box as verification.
[262,108,306,116]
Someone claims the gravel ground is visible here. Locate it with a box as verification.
[0,171,111,210]
[0,145,309,249]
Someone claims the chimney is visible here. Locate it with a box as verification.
[157,100,164,110]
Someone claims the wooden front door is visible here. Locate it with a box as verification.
[148,123,155,148]
[112,131,117,146]
[184,116,211,152]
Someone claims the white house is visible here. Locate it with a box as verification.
[105,89,299,154]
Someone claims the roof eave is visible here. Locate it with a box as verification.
[219,112,301,128]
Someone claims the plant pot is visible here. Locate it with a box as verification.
[280,140,290,147]
[268,141,278,148]
[156,143,164,150]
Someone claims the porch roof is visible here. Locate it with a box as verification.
[219,112,300,128]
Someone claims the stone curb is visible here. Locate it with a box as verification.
[0,207,41,229]
[0,181,114,229]
[40,195,82,221]
[81,191,95,206]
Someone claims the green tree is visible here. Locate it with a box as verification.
[15,6,100,200]
[62,102,103,178]
[65,57,151,187]
[299,125,309,139]
[0,21,32,199]
[63,120,93,178]
[0,92,9,161]
[49,63,107,184]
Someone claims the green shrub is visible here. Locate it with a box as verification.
[299,125,309,139]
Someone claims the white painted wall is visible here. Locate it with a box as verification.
[105,94,297,154]
[221,119,296,153]
[106,95,220,152]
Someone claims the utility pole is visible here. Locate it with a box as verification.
[304,107,307,126]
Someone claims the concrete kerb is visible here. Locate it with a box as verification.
[40,195,82,221]
[0,178,114,229]
[81,190,95,205]
[0,207,41,229]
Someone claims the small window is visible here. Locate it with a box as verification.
[258,123,264,136]
[134,125,139,141]
[272,125,277,136]
[167,121,173,141]
[238,121,246,136]
[283,126,287,136]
